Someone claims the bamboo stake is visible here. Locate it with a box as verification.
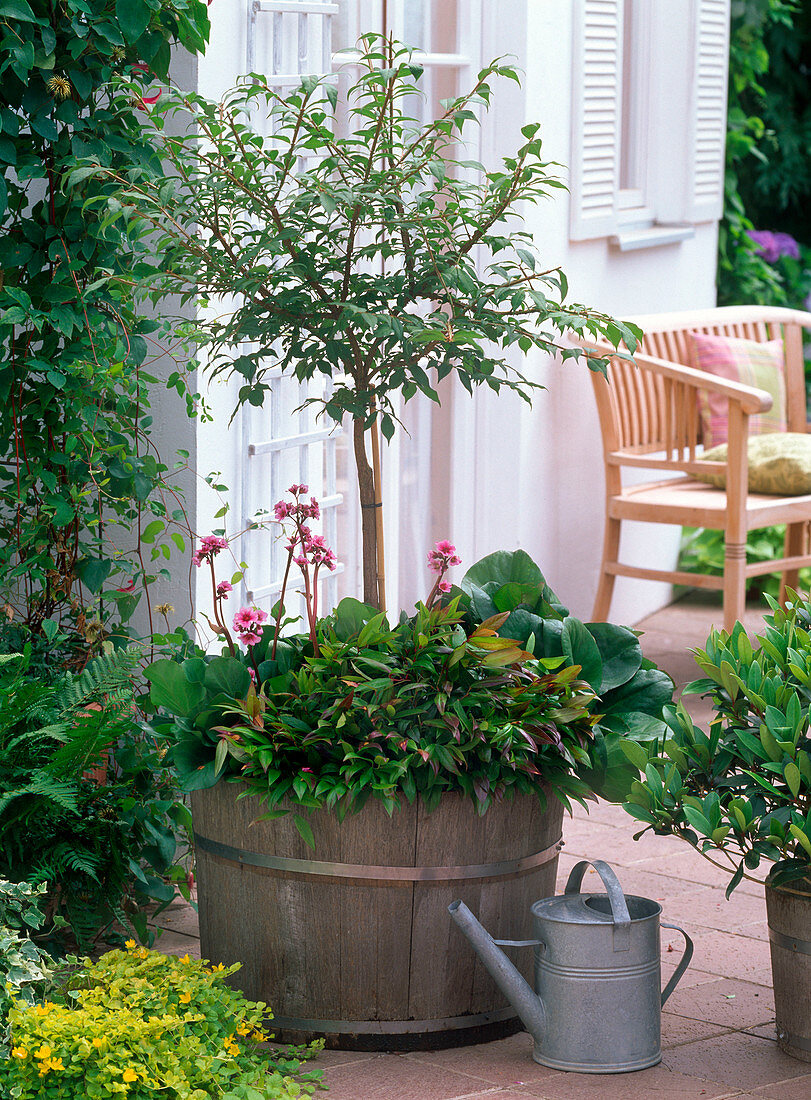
[370,413,386,613]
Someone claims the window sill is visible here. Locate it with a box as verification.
[609,224,695,252]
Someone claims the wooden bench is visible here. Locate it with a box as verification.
[582,305,811,633]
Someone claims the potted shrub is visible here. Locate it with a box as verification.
[145,496,672,1049]
[84,37,654,1049]
[623,592,811,1061]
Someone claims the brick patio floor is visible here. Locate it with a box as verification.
[152,592,811,1099]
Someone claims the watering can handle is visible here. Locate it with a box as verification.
[564,859,631,952]
[660,921,694,1006]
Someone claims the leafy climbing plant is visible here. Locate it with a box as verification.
[0,0,210,661]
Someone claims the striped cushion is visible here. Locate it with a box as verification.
[691,332,787,449]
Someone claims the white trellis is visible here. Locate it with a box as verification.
[240,1,343,616]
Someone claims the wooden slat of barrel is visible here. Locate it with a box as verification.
[191,783,563,1050]
[765,883,811,1063]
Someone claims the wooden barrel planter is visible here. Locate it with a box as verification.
[191,782,564,1051]
[765,881,811,1062]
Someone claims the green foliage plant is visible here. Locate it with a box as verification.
[0,945,322,1097]
[0,650,190,948]
[80,35,639,608]
[0,880,57,1018]
[622,591,811,897]
[145,530,672,835]
[458,550,675,802]
[0,0,210,658]
[718,0,801,307]
[679,524,811,602]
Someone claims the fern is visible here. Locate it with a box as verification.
[55,647,141,714]
[0,771,80,819]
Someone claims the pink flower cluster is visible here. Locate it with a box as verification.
[426,540,461,604]
[233,605,268,648]
[216,580,232,599]
[427,540,461,575]
[193,535,229,567]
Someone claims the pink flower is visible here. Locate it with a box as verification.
[274,500,292,521]
[193,535,229,567]
[288,483,308,495]
[248,667,257,682]
[238,630,262,647]
[233,606,268,630]
[216,581,232,599]
[438,579,452,594]
[427,539,461,573]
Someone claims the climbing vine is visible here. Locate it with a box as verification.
[0,0,209,665]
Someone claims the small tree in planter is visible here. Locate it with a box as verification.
[79,35,638,608]
[624,593,811,1062]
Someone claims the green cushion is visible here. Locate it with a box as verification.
[697,433,811,495]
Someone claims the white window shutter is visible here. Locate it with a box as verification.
[685,0,730,223]
[569,0,622,241]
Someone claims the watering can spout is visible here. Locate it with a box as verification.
[448,900,546,1042]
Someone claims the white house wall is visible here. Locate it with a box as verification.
[449,0,724,625]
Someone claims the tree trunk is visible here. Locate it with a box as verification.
[353,416,380,607]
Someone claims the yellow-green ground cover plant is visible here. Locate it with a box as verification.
[0,944,322,1098]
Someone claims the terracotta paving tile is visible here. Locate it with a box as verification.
[151,900,200,938]
[664,977,774,1030]
[686,930,774,985]
[405,1033,560,1088]
[663,1031,810,1089]
[751,1073,811,1099]
[506,1062,742,1099]
[637,849,768,897]
[317,1051,521,1099]
[659,886,767,935]
[661,1013,735,1047]
[150,928,201,957]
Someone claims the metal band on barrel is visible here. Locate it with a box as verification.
[269,1006,517,1034]
[193,831,562,883]
[769,927,811,956]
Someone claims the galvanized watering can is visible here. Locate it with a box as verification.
[449,858,693,1073]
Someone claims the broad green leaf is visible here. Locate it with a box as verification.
[204,656,251,699]
[586,621,642,691]
[145,660,206,716]
[561,617,603,692]
[0,0,38,22]
[116,0,151,42]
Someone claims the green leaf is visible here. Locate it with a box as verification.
[586,622,642,691]
[561,617,603,692]
[75,557,112,594]
[145,660,206,717]
[116,0,151,42]
[784,761,802,799]
[0,0,38,22]
[619,740,650,771]
[293,813,315,850]
[204,657,251,699]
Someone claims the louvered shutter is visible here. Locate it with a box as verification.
[684,0,730,222]
[569,0,622,241]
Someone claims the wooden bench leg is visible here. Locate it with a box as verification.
[592,517,620,622]
[723,541,747,634]
[780,522,806,604]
